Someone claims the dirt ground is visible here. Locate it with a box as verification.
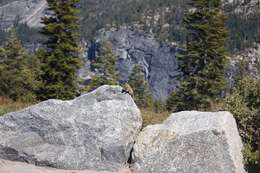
[0,160,132,173]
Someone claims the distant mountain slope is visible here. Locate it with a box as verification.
[224,0,260,14]
[0,0,259,52]
[0,0,46,29]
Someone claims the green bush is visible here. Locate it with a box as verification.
[243,144,259,166]
[224,77,260,166]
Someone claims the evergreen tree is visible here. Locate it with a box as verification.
[167,0,228,111]
[39,0,81,100]
[0,29,40,101]
[85,40,119,91]
[92,40,119,83]
[128,65,153,108]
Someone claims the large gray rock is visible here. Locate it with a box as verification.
[0,85,142,171]
[131,111,245,173]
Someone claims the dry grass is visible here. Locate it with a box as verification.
[0,97,33,116]
[141,108,171,127]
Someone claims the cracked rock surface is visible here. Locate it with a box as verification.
[87,28,180,100]
[131,111,245,173]
[0,85,142,171]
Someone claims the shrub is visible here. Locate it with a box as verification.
[224,77,260,166]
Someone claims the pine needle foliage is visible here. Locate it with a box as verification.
[0,29,40,102]
[167,0,228,111]
[39,0,81,100]
[85,40,119,92]
[92,40,119,84]
[128,65,153,108]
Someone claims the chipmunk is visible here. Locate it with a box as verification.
[121,83,134,97]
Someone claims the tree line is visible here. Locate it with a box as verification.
[0,0,153,107]
[1,0,259,53]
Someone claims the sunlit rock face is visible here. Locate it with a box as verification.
[0,85,142,171]
[0,0,47,29]
[224,0,260,14]
[131,111,246,173]
[87,28,181,101]
[227,44,260,88]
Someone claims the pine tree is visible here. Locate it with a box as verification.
[0,29,40,101]
[85,40,119,91]
[167,0,228,111]
[39,0,81,100]
[128,65,153,108]
[92,40,119,83]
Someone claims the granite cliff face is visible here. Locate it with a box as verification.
[0,0,258,30]
[85,28,260,100]
[224,0,260,15]
[227,44,260,88]
[0,0,47,29]
[231,44,260,79]
[86,28,181,100]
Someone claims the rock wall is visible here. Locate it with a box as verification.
[230,44,260,78]
[224,0,260,15]
[0,0,47,29]
[86,28,181,100]
[1,0,258,30]
[86,28,260,101]
[226,44,260,88]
